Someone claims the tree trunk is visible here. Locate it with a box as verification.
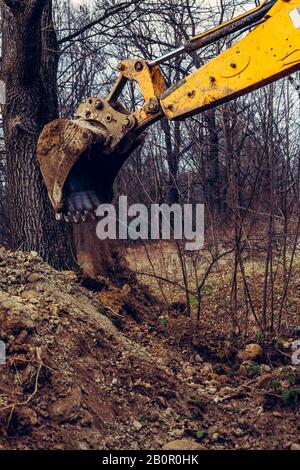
[0,0,73,269]
[205,108,220,217]
[161,119,180,205]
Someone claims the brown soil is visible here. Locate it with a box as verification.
[0,247,299,450]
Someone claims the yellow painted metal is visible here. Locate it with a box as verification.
[161,0,300,120]
[119,59,165,101]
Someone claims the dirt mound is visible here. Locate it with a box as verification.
[0,247,299,450]
[0,247,198,450]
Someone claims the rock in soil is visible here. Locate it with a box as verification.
[162,439,206,450]
[237,344,262,362]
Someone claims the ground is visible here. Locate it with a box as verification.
[127,239,300,334]
[0,246,299,450]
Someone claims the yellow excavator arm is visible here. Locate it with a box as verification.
[37,0,300,222]
[161,0,300,119]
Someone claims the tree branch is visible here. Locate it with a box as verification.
[58,0,141,45]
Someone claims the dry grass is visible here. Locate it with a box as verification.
[126,241,300,335]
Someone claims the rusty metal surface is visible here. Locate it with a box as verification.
[37,119,107,212]
[37,59,164,217]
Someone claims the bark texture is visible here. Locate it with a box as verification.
[0,0,74,269]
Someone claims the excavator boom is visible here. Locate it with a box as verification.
[161,0,300,119]
[37,0,300,222]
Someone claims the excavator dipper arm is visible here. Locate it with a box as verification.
[37,0,300,222]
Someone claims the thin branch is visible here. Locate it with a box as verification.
[58,0,141,45]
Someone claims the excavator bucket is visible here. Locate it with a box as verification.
[37,58,166,223]
[37,89,150,223]
[38,119,105,212]
[37,118,124,222]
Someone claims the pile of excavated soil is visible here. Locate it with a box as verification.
[0,247,202,450]
[0,247,299,450]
